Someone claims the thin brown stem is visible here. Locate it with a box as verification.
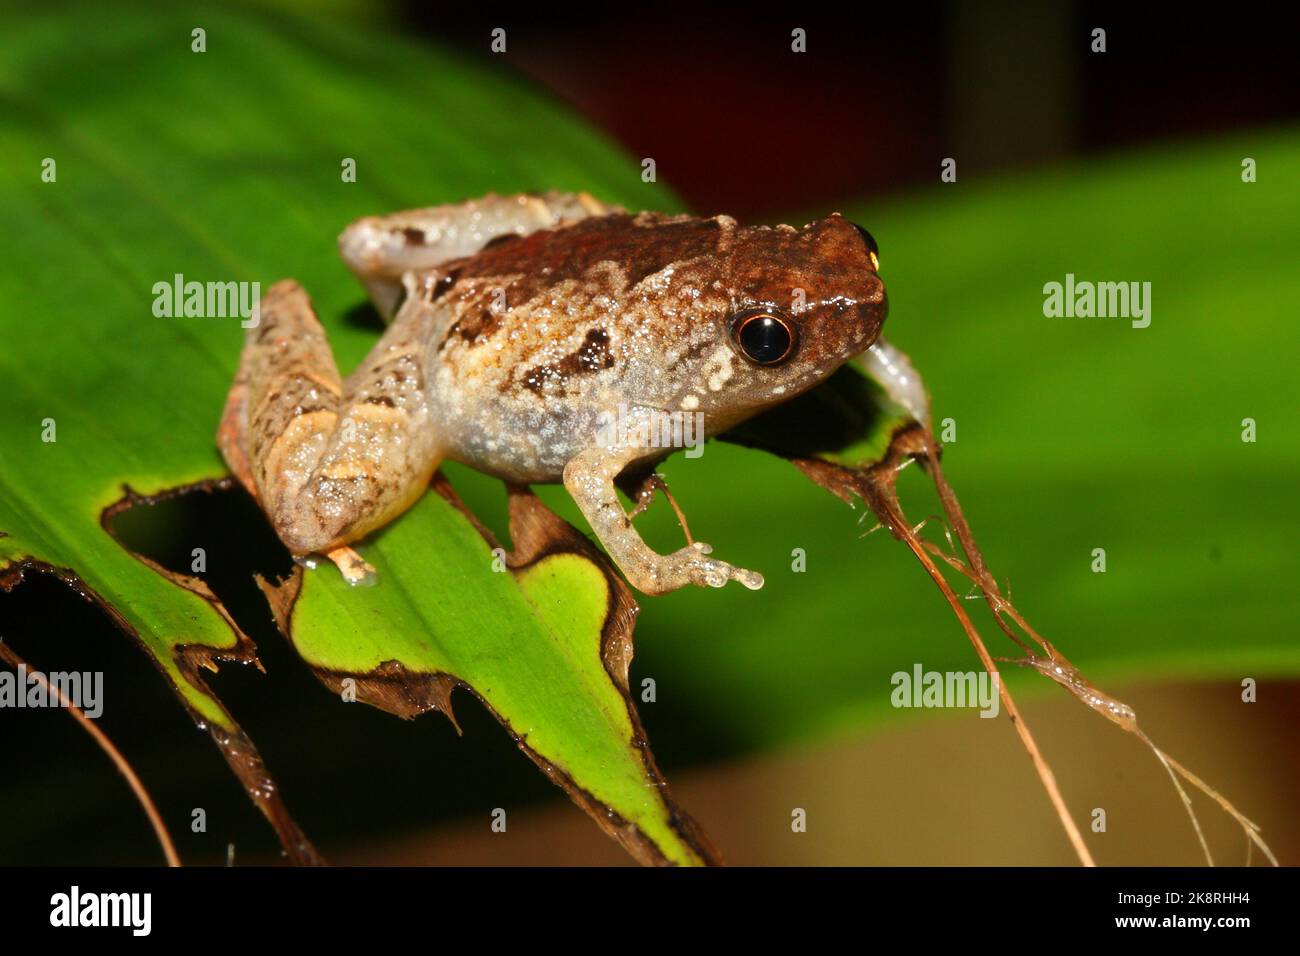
[1151,739,1279,867]
[892,522,1096,866]
[0,640,180,866]
[849,426,1094,865]
[912,486,1276,866]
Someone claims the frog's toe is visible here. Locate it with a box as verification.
[325,546,378,587]
[676,544,763,591]
[706,561,764,590]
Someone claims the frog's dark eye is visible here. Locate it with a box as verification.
[852,222,880,268]
[731,308,798,366]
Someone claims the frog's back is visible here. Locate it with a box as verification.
[425,213,739,481]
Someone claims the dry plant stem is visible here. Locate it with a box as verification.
[658,483,695,545]
[923,452,1043,655]
[1142,731,1215,866]
[916,514,1278,866]
[856,431,1095,866]
[851,370,1275,864]
[0,640,181,867]
[625,473,695,545]
[890,518,1096,867]
[1146,736,1279,867]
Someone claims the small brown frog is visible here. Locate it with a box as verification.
[218,192,889,593]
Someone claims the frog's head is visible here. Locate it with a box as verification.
[699,213,887,418]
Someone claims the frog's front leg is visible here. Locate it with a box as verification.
[218,280,442,583]
[339,191,619,320]
[859,337,930,425]
[564,446,763,595]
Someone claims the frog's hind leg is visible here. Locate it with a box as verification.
[339,191,621,320]
[217,280,443,583]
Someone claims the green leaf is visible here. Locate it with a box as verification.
[0,1,703,863]
[262,481,716,865]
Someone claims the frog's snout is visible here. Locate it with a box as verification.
[849,269,889,358]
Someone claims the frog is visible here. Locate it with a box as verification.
[217,191,893,594]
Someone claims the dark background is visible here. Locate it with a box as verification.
[407,3,1298,217]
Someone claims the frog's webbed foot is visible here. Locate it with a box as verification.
[566,448,764,595]
[659,542,765,592]
[217,280,442,585]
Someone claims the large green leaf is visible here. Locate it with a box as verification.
[0,1,704,863]
[262,481,717,865]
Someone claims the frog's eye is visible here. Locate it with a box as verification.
[852,222,880,270]
[731,308,798,366]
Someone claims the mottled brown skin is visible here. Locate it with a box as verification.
[218,193,887,593]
